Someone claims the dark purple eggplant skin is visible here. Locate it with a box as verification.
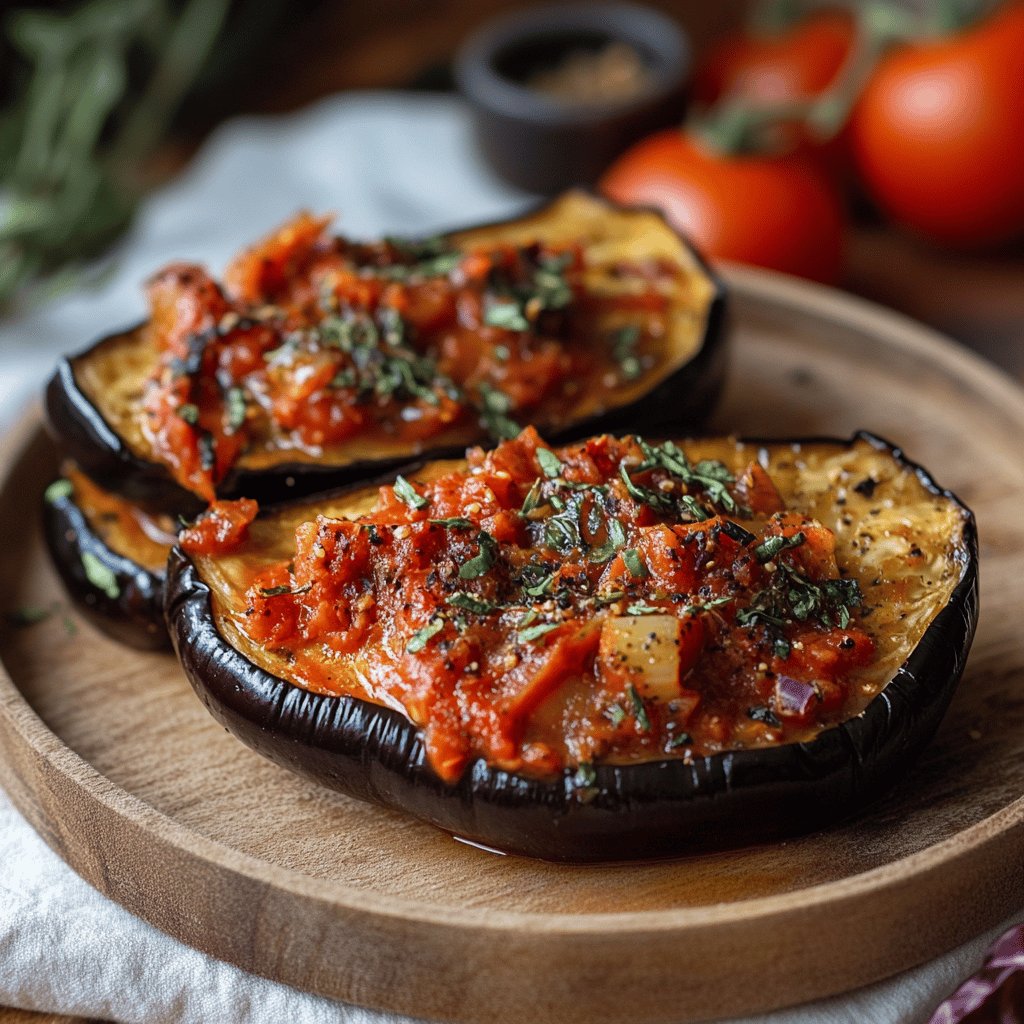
[44,339,206,516]
[42,482,169,651]
[163,432,978,863]
[44,200,727,515]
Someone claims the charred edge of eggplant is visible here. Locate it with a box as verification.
[163,433,978,862]
[42,483,169,651]
[44,338,207,517]
[44,200,728,513]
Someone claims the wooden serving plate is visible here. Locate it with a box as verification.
[2,268,1022,1023]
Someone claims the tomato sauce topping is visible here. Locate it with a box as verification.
[140,213,673,502]
[210,429,876,784]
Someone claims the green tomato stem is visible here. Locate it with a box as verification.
[929,0,999,34]
[689,0,924,157]
[746,0,807,36]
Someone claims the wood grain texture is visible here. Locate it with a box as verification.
[1,268,1022,1023]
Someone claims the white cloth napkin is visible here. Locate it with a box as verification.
[0,91,1018,1023]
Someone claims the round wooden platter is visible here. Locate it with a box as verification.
[2,267,1023,1024]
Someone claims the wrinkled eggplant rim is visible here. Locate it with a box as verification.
[44,194,727,514]
[164,431,979,863]
[42,483,169,651]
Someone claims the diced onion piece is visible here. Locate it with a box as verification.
[775,674,818,719]
[599,614,681,703]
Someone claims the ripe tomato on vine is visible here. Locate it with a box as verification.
[601,129,846,284]
[849,2,1024,247]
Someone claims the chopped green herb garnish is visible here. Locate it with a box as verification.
[377,237,463,280]
[478,382,521,440]
[721,520,756,545]
[544,494,584,553]
[532,252,574,310]
[81,552,119,600]
[625,601,662,616]
[680,495,713,522]
[621,548,649,579]
[536,447,563,479]
[259,583,312,598]
[446,592,499,615]
[6,604,52,626]
[263,336,299,365]
[610,325,643,381]
[690,459,740,513]
[781,567,862,628]
[667,731,692,749]
[177,403,199,425]
[315,312,453,408]
[44,479,73,504]
[737,562,863,653]
[394,475,429,511]
[735,606,788,630]
[198,432,216,471]
[626,683,651,732]
[225,386,247,434]
[518,608,538,629]
[484,300,530,332]
[518,621,560,644]
[415,251,464,278]
[605,703,627,727]
[382,234,446,259]
[378,306,406,347]
[587,516,626,564]
[459,531,498,580]
[520,478,543,516]
[630,439,741,516]
[406,616,444,653]
[680,595,734,616]
[430,517,474,530]
[753,531,806,563]
[572,761,597,788]
[521,563,557,597]
[619,462,675,514]
[594,590,626,607]
[748,706,781,727]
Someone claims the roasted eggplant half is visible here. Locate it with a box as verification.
[43,466,176,650]
[46,192,725,515]
[164,430,977,861]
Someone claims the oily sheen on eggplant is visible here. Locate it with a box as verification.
[43,473,171,650]
[164,433,978,862]
[44,192,726,515]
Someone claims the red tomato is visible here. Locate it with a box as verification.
[600,129,846,284]
[693,9,856,105]
[849,3,1024,247]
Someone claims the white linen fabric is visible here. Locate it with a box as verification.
[0,91,1017,1024]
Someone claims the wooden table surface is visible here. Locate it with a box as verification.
[2,4,1021,1022]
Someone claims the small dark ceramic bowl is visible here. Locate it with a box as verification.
[455,2,689,194]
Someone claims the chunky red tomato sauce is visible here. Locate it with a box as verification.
[186,429,876,784]
[141,213,671,502]
[66,466,177,572]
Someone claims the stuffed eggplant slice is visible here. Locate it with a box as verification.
[46,192,725,514]
[43,466,175,649]
[165,429,977,861]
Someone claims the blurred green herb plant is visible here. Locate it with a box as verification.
[0,0,232,312]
